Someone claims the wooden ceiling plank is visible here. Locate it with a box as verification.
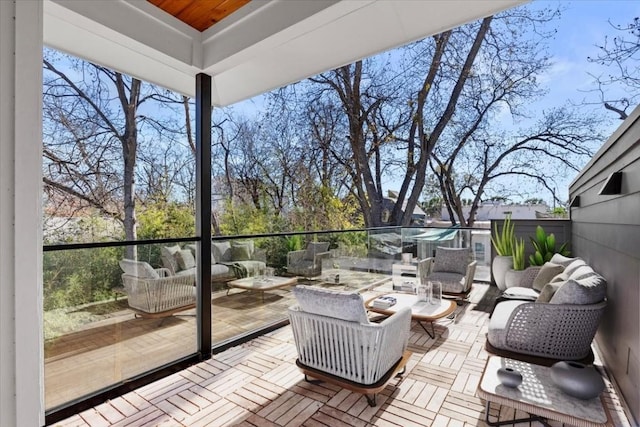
[148,0,248,32]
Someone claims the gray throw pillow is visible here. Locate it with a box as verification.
[211,241,232,262]
[532,262,564,292]
[549,275,607,305]
[536,282,562,303]
[303,242,330,261]
[161,244,181,273]
[231,243,251,261]
[292,285,369,324]
[176,249,196,270]
[432,247,469,275]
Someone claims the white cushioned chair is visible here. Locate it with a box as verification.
[288,285,411,406]
[423,246,477,302]
[119,259,196,318]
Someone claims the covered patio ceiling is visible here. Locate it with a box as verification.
[44,0,526,107]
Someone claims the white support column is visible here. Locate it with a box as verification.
[0,1,45,426]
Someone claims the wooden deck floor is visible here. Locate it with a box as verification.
[51,283,634,427]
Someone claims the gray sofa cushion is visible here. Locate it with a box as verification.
[176,249,196,270]
[292,285,369,324]
[303,242,330,261]
[212,241,232,263]
[549,275,607,305]
[211,264,232,279]
[161,244,181,274]
[536,282,562,303]
[532,263,564,292]
[231,242,252,261]
[432,247,469,275]
[185,243,216,264]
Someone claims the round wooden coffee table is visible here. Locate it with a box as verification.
[365,292,456,338]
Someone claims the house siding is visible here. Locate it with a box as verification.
[569,105,640,424]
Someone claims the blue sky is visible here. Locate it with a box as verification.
[533,0,639,123]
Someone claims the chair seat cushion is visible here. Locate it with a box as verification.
[289,259,316,274]
[292,285,369,324]
[426,272,465,293]
[503,287,540,299]
[487,300,530,350]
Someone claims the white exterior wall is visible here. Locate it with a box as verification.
[0,1,44,426]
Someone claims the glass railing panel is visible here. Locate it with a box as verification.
[43,242,197,410]
[210,235,294,345]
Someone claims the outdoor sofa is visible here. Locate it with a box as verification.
[487,254,607,364]
[161,240,266,283]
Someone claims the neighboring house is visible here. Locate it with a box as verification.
[382,191,427,225]
[440,202,550,222]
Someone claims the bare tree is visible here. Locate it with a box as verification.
[433,107,602,227]
[43,50,188,255]
[587,17,640,120]
[299,7,569,227]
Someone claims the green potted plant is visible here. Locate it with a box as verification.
[504,237,526,288]
[528,225,570,266]
[490,215,515,290]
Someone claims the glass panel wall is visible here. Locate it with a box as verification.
[43,241,198,410]
[43,226,487,410]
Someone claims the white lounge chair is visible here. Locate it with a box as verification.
[119,259,196,318]
[288,285,412,406]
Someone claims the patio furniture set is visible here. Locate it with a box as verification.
[118,240,609,423]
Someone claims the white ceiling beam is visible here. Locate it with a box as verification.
[44,0,526,106]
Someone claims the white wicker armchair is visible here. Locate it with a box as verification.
[289,285,411,406]
[119,259,196,318]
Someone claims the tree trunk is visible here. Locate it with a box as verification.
[117,75,141,259]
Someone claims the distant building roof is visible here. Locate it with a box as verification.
[441,203,549,222]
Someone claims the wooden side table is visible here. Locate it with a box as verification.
[478,356,612,426]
